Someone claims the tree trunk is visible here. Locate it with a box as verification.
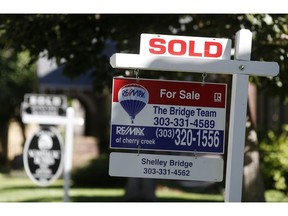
[123,178,157,201]
[0,122,9,165]
[242,117,266,201]
[242,83,265,201]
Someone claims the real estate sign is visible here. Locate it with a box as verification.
[110,77,227,154]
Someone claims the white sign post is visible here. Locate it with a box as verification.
[21,95,84,202]
[109,29,279,202]
[224,29,252,202]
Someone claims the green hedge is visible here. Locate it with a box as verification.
[260,125,288,192]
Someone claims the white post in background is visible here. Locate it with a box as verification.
[63,107,75,202]
[225,29,252,202]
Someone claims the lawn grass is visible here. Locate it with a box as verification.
[0,171,287,202]
[0,171,125,202]
[0,171,223,202]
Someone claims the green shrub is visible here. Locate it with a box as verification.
[260,125,288,192]
[71,154,126,188]
[0,165,10,174]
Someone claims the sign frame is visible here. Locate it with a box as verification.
[21,94,84,202]
[110,29,280,202]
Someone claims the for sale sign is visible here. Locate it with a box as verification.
[110,77,227,154]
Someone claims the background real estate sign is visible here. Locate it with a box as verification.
[23,127,64,186]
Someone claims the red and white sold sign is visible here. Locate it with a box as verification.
[140,33,231,59]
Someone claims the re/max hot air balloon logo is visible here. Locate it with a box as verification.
[118,83,149,124]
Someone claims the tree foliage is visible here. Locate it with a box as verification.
[0,48,36,163]
[0,50,35,117]
[0,14,287,96]
[260,125,288,192]
[0,14,287,200]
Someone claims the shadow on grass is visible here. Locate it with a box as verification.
[22,197,63,202]
[20,196,222,202]
[68,185,223,202]
[0,184,64,192]
[70,195,222,202]
[71,195,123,202]
[0,187,223,202]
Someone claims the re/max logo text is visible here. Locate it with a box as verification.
[116,126,145,136]
[121,88,146,98]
